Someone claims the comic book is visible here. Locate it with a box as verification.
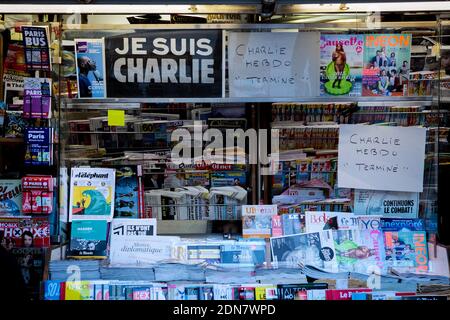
[0,217,50,248]
[362,34,412,96]
[333,229,385,273]
[270,230,338,272]
[67,220,108,259]
[384,230,429,273]
[69,167,116,221]
[320,34,364,96]
[0,179,22,216]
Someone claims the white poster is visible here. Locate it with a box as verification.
[228,32,320,98]
[337,125,426,192]
[354,189,419,218]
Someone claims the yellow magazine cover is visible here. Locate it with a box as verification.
[69,168,116,221]
[65,281,94,300]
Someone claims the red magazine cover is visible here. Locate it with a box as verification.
[0,217,50,248]
[325,288,372,300]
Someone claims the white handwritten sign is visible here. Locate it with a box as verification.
[338,125,426,192]
[228,32,320,98]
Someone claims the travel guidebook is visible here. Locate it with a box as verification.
[23,77,52,119]
[333,229,385,273]
[21,26,51,72]
[270,231,338,272]
[24,127,54,166]
[362,34,412,96]
[69,168,116,221]
[320,34,364,96]
[74,39,106,98]
[67,220,108,259]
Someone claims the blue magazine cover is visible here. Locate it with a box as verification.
[75,39,106,98]
[112,165,143,218]
[68,220,108,258]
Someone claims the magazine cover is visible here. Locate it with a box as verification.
[112,165,144,218]
[74,39,106,98]
[21,26,51,72]
[320,34,364,96]
[357,215,382,230]
[67,220,108,259]
[10,247,47,300]
[381,218,425,232]
[354,189,419,218]
[23,77,52,119]
[2,43,29,77]
[270,230,338,272]
[0,179,22,216]
[109,235,180,265]
[384,230,428,273]
[0,217,50,248]
[69,168,116,222]
[305,211,356,233]
[362,34,411,96]
[242,205,277,238]
[333,229,385,273]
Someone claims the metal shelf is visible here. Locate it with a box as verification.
[62,96,433,106]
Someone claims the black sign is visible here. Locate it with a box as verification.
[105,29,223,98]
